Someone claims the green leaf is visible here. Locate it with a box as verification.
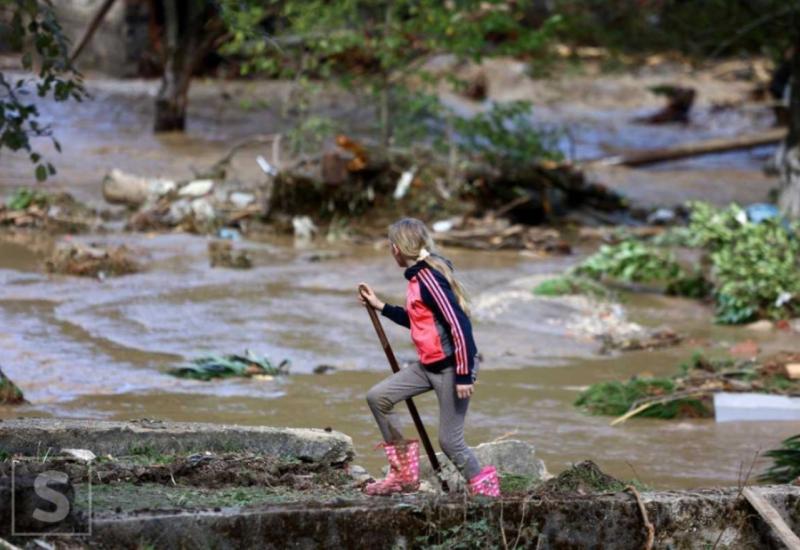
[35,164,47,181]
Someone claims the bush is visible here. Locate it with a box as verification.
[572,240,683,284]
[760,434,800,484]
[687,202,800,324]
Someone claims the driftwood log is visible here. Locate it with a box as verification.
[588,128,785,168]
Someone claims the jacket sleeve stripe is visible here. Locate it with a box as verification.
[418,269,468,375]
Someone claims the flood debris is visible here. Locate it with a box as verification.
[0,188,96,233]
[102,169,177,208]
[168,352,290,380]
[434,217,571,254]
[577,352,800,423]
[561,299,682,354]
[534,460,627,495]
[103,168,269,234]
[208,240,252,269]
[635,85,696,124]
[45,241,140,278]
[0,366,26,405]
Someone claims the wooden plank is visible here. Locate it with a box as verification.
[742,487,800,549]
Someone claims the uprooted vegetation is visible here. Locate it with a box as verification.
[45,241,140,278]
[0,188,98,233]
[537,202,800,324]
[102,119,626,249]
[575,351,800,421]
[168,352,291,381]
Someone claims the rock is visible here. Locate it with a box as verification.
[179,180,215,198]
[745,319,773,331]
[419,439,549,491]
[0,419,354,466]
[102,169,176,207]
[61,449,96,462]
[313,365,337,375]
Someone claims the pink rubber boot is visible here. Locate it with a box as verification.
[364,440,420,496]
[469,465,501,497]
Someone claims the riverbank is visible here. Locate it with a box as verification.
[0,419,797,549]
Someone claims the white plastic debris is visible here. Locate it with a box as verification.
[714,392,800,422]
[432,218,461,233]
[256,155,279,176]
[191,198,216,221]
[61,448,96,462]
[229,192,255,208]
[292,215,317,240]
[393,167,416,200]
[179,179,215,197]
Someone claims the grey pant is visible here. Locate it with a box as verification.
[366,362,481,480]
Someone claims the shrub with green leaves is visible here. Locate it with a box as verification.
[687,202,800,324]
[5,188,49,211]
[759,434,800,484]
[532,275,611,299]
[572,240,683,283]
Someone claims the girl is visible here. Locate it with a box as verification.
[358,218,500,497]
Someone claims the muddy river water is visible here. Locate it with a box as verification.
[0,70,797,487]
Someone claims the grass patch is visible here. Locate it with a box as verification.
[532,275,611,299]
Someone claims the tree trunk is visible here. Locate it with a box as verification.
[154,0,214,133]
[777,40,800,217]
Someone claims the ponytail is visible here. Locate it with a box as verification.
[388,218,471,317]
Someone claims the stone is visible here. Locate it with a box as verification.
[419,439,549,491]
[745,320,773,332]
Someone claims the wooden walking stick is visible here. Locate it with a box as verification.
[359,285,449,492]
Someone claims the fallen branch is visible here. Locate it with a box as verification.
[587,128,785,168]
[625,485,655,550]
[610,390,710,426]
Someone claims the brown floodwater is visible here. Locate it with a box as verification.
[0,232,797,489]
[0,71,795,488]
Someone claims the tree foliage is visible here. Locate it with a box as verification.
[220,0,562,157]
[0,0,87,180]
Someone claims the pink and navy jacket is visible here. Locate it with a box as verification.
[381,260,478,385]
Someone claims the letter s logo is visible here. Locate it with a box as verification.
[32,471,70,523]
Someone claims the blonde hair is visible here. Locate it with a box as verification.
[388,218,470,316]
